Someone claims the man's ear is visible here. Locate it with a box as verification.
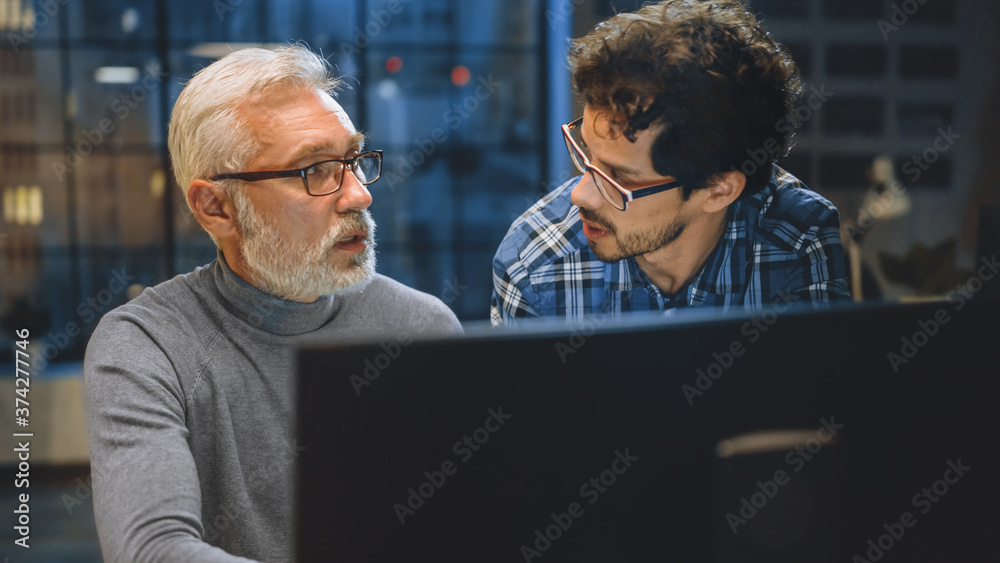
[187,179,238,240]
[700,171,746,213]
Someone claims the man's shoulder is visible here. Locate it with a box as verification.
[343,274,462,335]
[758,166,839,224]
[358,274,450,309]
[103,262,212,321]
[742,166,841,252]
[83,263,219,392]
[495,178,587,274]
[88,263,215,350]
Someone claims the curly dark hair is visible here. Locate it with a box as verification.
[570,0,802,198]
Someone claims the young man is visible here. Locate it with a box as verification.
[84,46,461,561]
[492,0,850,325]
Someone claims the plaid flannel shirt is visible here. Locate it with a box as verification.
[491,166,850,326]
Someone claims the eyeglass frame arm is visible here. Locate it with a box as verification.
[209,150,383,186]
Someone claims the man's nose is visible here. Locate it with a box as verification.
[335,171,373,213]
[570,171,603,210]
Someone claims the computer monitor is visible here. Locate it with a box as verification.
[296,298,999,562]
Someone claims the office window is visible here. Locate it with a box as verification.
[750,0,966,192]
[899,45,960,79]
[898,102,954,137]
[0,0,549,364]
[826,44,887,78]
[823,97,885,136]
[820,0,881,21]
[750,0,809,19]
[819,154,879,189]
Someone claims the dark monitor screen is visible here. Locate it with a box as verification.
[296,299,999,562]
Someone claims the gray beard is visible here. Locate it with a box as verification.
[233,190,376,301]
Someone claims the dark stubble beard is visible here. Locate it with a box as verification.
[232,189,377,301]
[580,207,686,263]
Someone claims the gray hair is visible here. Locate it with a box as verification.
[167,45,341,208]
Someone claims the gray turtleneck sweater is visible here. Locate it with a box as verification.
[84,256,462,562]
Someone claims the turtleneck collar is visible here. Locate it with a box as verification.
[210,251,339,336]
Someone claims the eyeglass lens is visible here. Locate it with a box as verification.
[564,128,626,209]
[306,154,381,195]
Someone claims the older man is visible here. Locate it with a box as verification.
[84,46,461,562]
[492,0,850,325]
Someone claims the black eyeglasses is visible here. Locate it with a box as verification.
[211,150,383,196]
[562,117,679,211]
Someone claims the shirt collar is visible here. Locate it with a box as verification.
[211,251,339,336]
